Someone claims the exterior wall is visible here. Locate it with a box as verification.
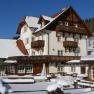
[64,65,88,75]
[36,30,87,57]
[79,35,87,56]
[49,31,65,55]
[49,63,57,73]
[20,25,32,55]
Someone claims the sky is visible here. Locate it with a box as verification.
[0,0,94,38]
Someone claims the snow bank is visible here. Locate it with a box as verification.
[0,79,6,94]
[0,86,6,94]
[47,83,63,92]
[2,78,35,83]
[33,76,47,80]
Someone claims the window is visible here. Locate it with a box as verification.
[32,51,35,56]
[81,66,86,74]
[88,40,91,47]
[26,65,32,73]
[75,24,78,28]
[58,50,63,56]
[25,38,29,45]
[24,26,27,32]
[40,49,44,55]
[65,22,68,26]
[57,36,61,42]
[71,66,76,72]
[88,51,91,55]
[17,65,25,73]
[65,37,67,41]
[58,21,63,25]
[74,38,79,42]
[57,66,64,72]
[92,67,94,78]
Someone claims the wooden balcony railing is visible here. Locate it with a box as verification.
[55,24,86,35]
[63,41,78,48]
[31,40,45,49]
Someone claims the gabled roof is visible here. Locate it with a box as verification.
[0,39,24,58]
[35,8,67,33]
[34,6,92,37]
[38,15,53,24]
[16,16,40,34]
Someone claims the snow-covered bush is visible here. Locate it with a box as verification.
[47,88,64,94]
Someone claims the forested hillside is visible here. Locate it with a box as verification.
[84,18,94,32]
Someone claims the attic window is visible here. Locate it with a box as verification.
[65,22,68,26]
[75,24,78,28]
[58,21,63,25]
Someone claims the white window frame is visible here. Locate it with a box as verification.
[58,50,63,56]
[91,66,94,79]
[17,65,25,73]
[26,64,33,73]
[65,22,68,26]
[57,65,64,72]
[71,66,76,72]
[25,38,29,45]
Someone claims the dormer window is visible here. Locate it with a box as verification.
[58,21,63,25]
[65,22,68,26]
[75,24,78,28]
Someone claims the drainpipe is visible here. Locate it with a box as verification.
[46,32,50,55]
[46,31,50,74]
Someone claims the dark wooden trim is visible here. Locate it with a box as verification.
[16,17,26,34]
[16,39,29,55]
[8,55,81,63]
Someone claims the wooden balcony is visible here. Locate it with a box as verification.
[55,24,86,35]
[63,41,78,48]
[31,40,44,49]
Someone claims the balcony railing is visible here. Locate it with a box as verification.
[63,41,78,48]
[31,40,44,49]
[55,24,86,35]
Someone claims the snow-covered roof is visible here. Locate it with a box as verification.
[35,8,67,33]
[0,39,24,58]
[4,60,17,63]
[81,55,94,61]
[42,15,53,21]
[25,16,41,29]
[66,60,80,64]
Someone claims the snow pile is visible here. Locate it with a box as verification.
[47,83,63,92]
[50,76,75,86]
[33,76,47,80]
[47,77,72,92]
[2,78,35,83]
[0,86,6,94]
[0,79,6,94]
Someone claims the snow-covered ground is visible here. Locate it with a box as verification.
[1,76,94,94]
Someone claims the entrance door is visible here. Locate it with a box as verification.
[81,66,86,74]
[33,63,43,74]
